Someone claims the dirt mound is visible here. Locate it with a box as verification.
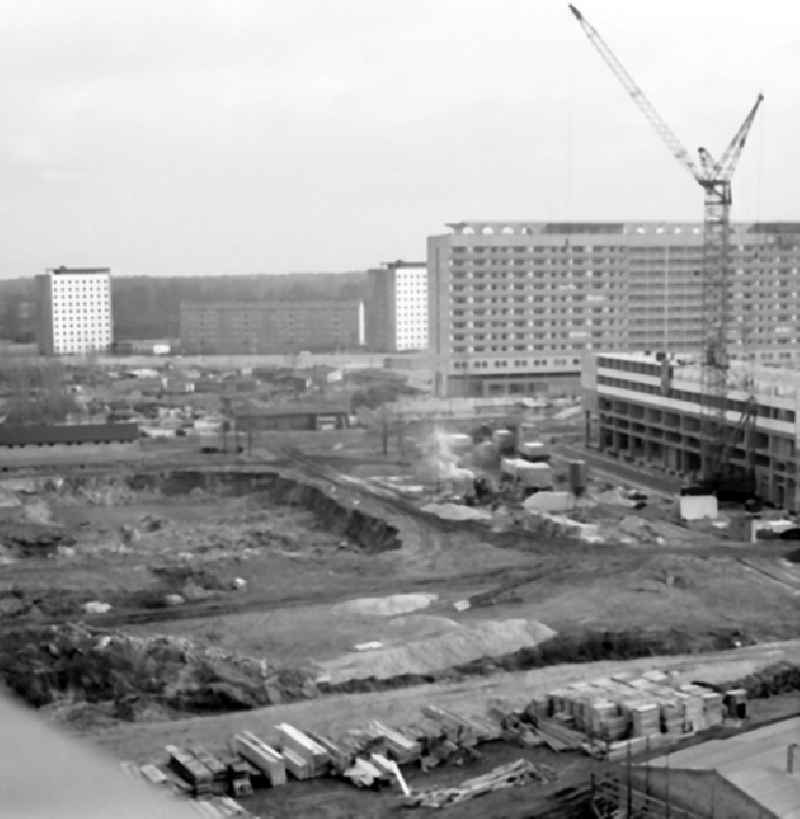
[0,522,75,558]
[316,618,555,684]
[0,624,320,718]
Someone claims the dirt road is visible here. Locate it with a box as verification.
[91,639,800,762]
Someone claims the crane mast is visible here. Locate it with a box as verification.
[568,4,763,486]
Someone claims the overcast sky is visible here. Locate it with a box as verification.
[0,0,797,277]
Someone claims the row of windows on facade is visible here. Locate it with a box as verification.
[448,240,797,252]
[597,376,798,423]
[452,356,581,370]
[453,345,587,354]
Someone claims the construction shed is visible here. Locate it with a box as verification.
[620,717,800,818]
[236,404,350,432]
[0,423,140,448]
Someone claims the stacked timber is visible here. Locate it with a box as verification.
[232,731,286,786]
[166,744,215,796]
[139,763,168,785]
[367,721,421,764]
[187,745,228,794]
[305,729,353,773]
[275,723,330,777]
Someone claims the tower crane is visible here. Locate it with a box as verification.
[568,4,763,491]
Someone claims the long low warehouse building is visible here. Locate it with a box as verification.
[0,423,139,447]
[582,352,800,510]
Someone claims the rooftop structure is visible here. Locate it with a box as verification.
[428,220,800,398]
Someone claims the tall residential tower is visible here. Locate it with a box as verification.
[36,267,113,356]
[365,260,428,352]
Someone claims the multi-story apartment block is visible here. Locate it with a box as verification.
[582,351,800,510]
[365,260,428,352]
[179,300,364,354]
[36,267,113,356]
[428,220,800,397]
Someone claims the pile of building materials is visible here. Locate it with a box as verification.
[522,490,574,514]
[500,458,554,490]
[522,510,604,543]
[526,668,725,760]
[404,759,556,809]
[518,440,550,462]
[150,668,733,810]
[232,732,287,786]
[119,759,258,818]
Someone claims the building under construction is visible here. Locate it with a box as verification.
[582,351,800,510]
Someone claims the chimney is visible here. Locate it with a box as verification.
[788,743,800,774]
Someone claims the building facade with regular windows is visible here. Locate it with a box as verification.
[36,267,113,356]
[365,260,428,352]
[179,300,364,354]
[428,220,800,398]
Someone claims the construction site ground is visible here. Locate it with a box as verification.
[1,421,800,815]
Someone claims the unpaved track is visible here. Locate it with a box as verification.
[91,639,800,762]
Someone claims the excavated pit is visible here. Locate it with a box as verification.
[64,468,403,554]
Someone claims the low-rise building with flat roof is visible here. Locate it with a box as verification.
[582,350,800,509]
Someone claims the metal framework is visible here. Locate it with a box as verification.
[569,4,763,482]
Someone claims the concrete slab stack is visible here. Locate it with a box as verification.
[367,721,422,763]
[232,732,286,786]
[275,723,331,777]
[630,704,660,739]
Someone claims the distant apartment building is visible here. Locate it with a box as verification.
[36,267,113,356]
[428,220,800,397]
[365,260,428,352]
[179,300,364,354]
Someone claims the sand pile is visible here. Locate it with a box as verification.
[316,617,555,684]
[336,593,437,616]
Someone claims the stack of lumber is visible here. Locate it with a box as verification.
[187,745,228,795]
[232,732,286,786]
[534,718,586,751]
[275,723,330,778]
[166,744,215,796]
[404,759,556,808]
[367,720,421,763]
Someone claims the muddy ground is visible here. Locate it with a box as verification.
[1,450,800,816]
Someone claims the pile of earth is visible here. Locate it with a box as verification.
[0,522,75,558]
[0,624,320,720]
[703,661,800,699]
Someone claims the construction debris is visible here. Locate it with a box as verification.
[404,759,556,808]
[343,757,385,788]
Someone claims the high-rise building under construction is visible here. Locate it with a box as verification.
[427,220,800,397]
